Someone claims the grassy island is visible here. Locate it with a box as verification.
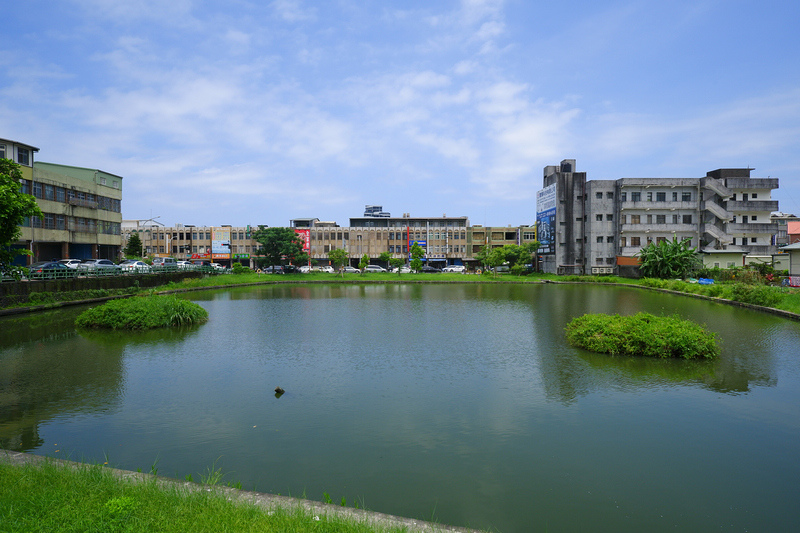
[75,295,208,330]
[565,312,719,359]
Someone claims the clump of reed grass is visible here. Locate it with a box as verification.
[565,312,719,359]
[75,295,208,330]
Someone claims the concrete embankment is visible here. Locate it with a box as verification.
[1,449,482,533]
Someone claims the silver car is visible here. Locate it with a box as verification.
[78,259,120,272]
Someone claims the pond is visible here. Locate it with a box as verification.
[2,283,799,532]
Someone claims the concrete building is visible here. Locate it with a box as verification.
[123,224,260,267]
[539,159,781,275]
[4,136,123,264]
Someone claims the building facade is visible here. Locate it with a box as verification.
[539,159,781,275]
[4,137,123,264]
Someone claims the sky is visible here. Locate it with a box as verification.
[2,0,800,228]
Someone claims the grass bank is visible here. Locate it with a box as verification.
[0,455,473,533]
[4,271,800,319]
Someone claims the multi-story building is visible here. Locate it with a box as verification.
[123,224,261,267]
[539,159,780,274]
[4,136,123,265]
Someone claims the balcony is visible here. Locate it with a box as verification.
[68,197,99,209]
[620,201,695,210]
[727,222,779,234]
[726,200,779,212]
[620,224,696,234]
[725,178,779,190]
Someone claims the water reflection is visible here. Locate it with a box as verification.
[1,284,799,532]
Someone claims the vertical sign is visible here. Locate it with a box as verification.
[536,184,556,255]
[211,227,231,260]
[294,228,311,251]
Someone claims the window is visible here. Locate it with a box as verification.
[752,193,758,199]
[683,214,692,224]
[751,237,757,243]
[673,214,679,224]
[607,236,614,243]
[32,182,43,198]
[620,236,626,247]
[631,237,641,246]
[621,192,627,201]
[596,214,603,221]
[0,144,4,159]
[657,237,667,244]
[656,192,666,202]
[596,258,604,264]
[17,148,30,166]
[607,192,614,199]
[751,216,757,221]
[99,177,106,185]
[656,215,666,224]
[682,191,691,201]
[672,192,678,201]
[631,215,640,224]
[631,192,641,202]
[596,192,603,199]
[597,236,604,243]
[647,214,653,224]
[606,214,613,221]
[647,192,653,201]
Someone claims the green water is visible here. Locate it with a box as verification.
[1,283,799,532]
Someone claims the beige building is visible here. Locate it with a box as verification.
[4,136,123,264]
[123,224,260,267]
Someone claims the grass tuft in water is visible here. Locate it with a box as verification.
[565,312,719,359]
[74,295,208,330]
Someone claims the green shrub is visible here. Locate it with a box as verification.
[75,295,208,330]
[231,262,251,275]
[729,284,783,307]
[565,312,719,359]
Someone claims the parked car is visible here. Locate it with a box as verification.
[210,263,227,271]
[299,265,312,273]
[283,265,301,274]
[391,266,412,274]
[176,261,195,270]
[442,265,466,273]
[59,259,82,269]
[340,266,360,273]
[263,265,284,274]
[319,266,335,273]
[28,261,76,279]
[420,265,442,273]
[119,260,152,273]
[362,265,387,273]
[152,257,177,267]
[77,259,120,272]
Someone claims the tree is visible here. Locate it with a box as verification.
[389,257,405,274]
[124,232,143,258]
[378,251,391,268]
[358,253,369,274]
[253,227,304,268]
[0,159,43,278]
[409,243,425,272]
[636,237,701,279]
[328,247,349,277]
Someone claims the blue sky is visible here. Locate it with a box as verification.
[3,0,799,227]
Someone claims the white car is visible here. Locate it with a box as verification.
[299,265,312,273]
[59,259,82,269]
[176,261,195,270]
[391,266,412,274]
[319,266,335,273]
[119,260,152,273]
[362,265,387,273]
[340,266,360,273]
[442,265,466,273]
